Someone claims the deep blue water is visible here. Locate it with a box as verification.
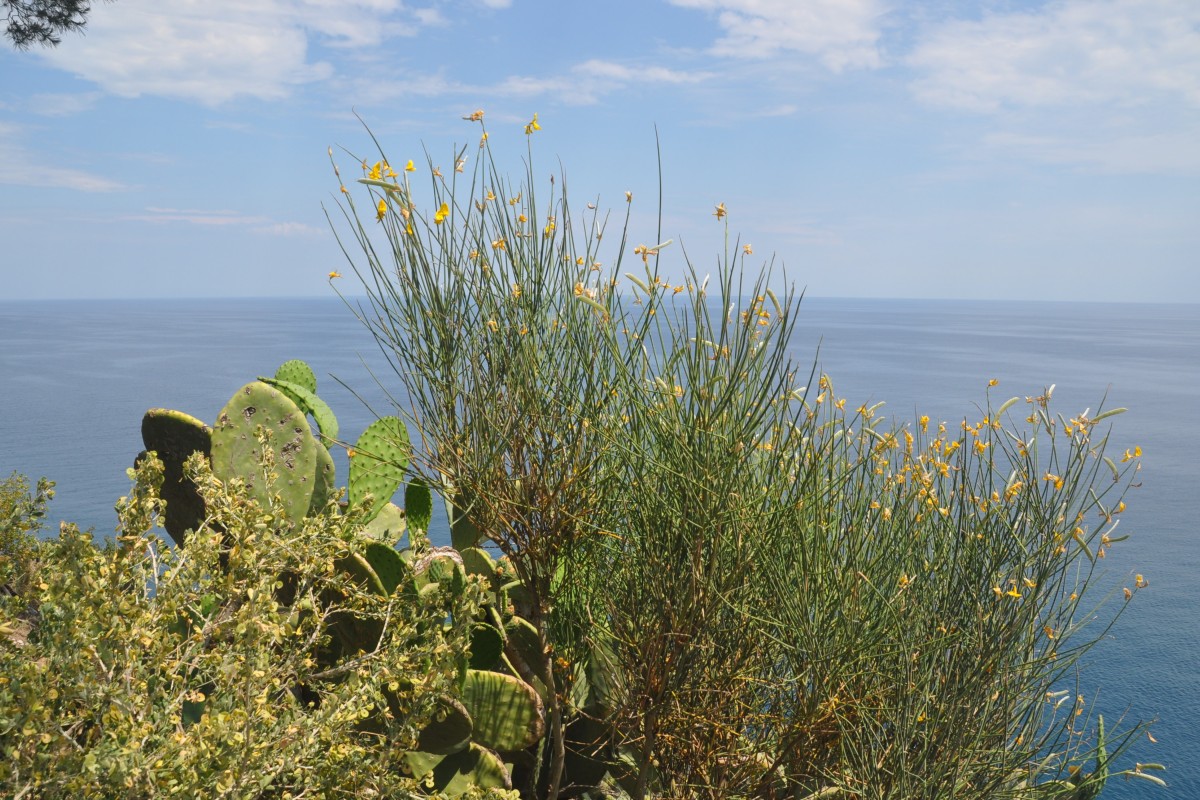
[1,296,1197,797]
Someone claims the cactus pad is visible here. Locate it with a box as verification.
[361,501,406,544]
[259,376,339,444]
[415,697,473,755]
[444,481,483,549]
[404,478,432,534]
[363,541,407,596]
[461,668,545,752]
[273,359,317,394]
[140,408,212,546]
[348,416,409,523]
[211,381,320,522]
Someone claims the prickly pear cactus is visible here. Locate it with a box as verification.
[139,408,212,546]
[348,416,410,523]
[273,359,317,393]
[211,381,321,522]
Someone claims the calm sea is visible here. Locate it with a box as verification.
[1,296,1197,797]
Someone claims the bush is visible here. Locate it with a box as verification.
[328,112,1162,798]
[0,454,502,799]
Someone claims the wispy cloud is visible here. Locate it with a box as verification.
[494,59,713,105]
[254,221,325,236]
[908,0,1200,112]
[0,122,128,192]
[124,206,320,235]
[981,126,1200,176]
[667,0,887,71]
[28,92,103,116]
[34,0,442,105]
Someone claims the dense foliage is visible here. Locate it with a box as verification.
[327,113,1163,798]
[0,455,498,798]
[0,113,1165,799]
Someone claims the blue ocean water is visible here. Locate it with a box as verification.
[1,296,1196,797]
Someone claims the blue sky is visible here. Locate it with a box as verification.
[2,0,1197,302]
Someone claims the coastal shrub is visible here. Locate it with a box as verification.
[328,112,1163,798]
[0,454,509,799]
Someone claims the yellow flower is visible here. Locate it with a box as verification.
[512,283,521,298]
[491,237,506,250]
[524,112,541,134]
[974,440,988,454]
[369,161,382,180]
[455,158,467,173]
[486,319,498,332]
[988,378,999,387]
[328,271,342,279]
[405,159,416,172]
[714,202,726,220]
[384,162,398,178]
[625,191,632,202]
[743,244,752,255]
[1006,586,1022,599]
[434,202,450,224]
[376,199,387,221]
[463,109,485,121]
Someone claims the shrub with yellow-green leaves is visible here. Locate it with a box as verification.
[0,455,513,799]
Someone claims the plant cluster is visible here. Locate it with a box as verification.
[325,112,1165,798]
[0,112,1165,799]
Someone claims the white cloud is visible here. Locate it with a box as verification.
[126,207,269,225]
[34,0,436,105]
[667,0,887,71]
[254,221,325,236]
[981,126,1200,175]
[495,59,712,105]
[123,206,321,234]
[0,122,128,192]
[28,92,103,116]
[908,0,1200,112]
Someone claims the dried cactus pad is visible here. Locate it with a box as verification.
[140,408,212,546]
[211,381,320,522]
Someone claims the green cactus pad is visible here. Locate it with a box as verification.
[140,408,212,546]
[415,697,473,755]
[363,542,407,596]
[308,437,336,516]
[404,744,510,795]
[432,743,510,795]
[506,616,551,685]
[211,381,320,522]
[335,551,387,597]
[419,552,467,596]
[274,359,317,394]
[348,417,409,523]
[469,622,504,670]
[259,376,339,444]
[405,478,432,534]
[361,502,406,544]
[461,669,545,752]
[459,547,496,578]
[444,481,484,550]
